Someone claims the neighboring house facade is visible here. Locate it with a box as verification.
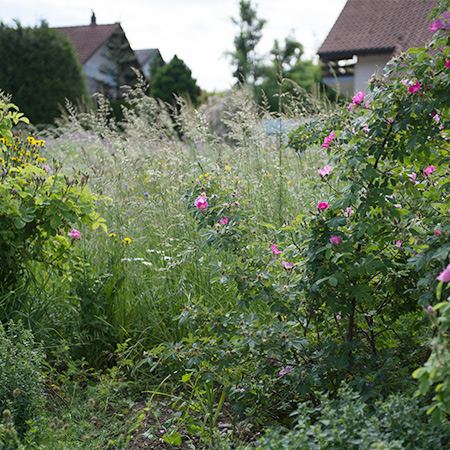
[135,49,165,80]
[55,14,149,97]
[318,0,436,97]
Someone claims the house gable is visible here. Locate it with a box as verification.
[55,18,142,97]
[318,0,436,95]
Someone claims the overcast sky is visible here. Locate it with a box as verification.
[1,0,347,92]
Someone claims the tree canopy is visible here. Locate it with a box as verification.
[228,1,325,111]
[0,21,88,124]
[149,55,201,106]
[229,0,266,85]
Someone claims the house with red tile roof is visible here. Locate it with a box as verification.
[55,13,146,97]
[318,0,436,96]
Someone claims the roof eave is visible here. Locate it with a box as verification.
[318,47,395,60]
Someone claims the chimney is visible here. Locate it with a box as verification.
[91,11,96,25]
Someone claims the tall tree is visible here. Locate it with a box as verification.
[0,21,88,124]
[149,55,201,106]
[229,0,266,85]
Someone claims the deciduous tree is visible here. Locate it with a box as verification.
[0,21,88,124]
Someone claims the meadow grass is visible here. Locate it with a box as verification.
[33,85,329,367]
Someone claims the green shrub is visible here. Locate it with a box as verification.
[254,386,450,449]
[0,94,107,321]
[0,408,24,450]
[0,21,88,124]
[0,321,46,435]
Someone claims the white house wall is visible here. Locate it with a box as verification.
[354,53,391,94]
[83,43,116,90]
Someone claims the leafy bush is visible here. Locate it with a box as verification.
[0,21,88,124]
[253,386,450,449]
[142,0,450,428]
[0,321,46,435]
[0,95,107,317]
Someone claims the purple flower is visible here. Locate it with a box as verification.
[317,202,329,211]
[437,264,450,282]
[43,165,51,173]
[282,260,294,269]
[395,240,402,247]
[194,195,208,210]
[279,365,291,376]
[330,236,341,244]
[427,305,434,315]
[143,192,150,198]
[335,314,341,320]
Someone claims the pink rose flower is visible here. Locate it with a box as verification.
[279,365,291,376]
[395,240,402,247]
[446,61,450,68]
[271,244,282,255]
[330,236,341,244]
[336,314,341,320]
[219,217,228,225]
[434,230,440,237]
[344,207,353,217]
[318,165,333,176]
[353,91,365,105]
[424,165,436,176]
[317,202,329,210]
[408,172,419,185]
[408,81,421,94]
[321,132,336,148]
[194,195,208,210]
[68,229,81,240]
[429,11,450,31]
[437,264,450,282]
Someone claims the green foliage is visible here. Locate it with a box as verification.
[0,21,88,124]
[229,0,266,84]
[253,386,450,449]
[146,0,450,430]
[0,96,106,317]
[149,55,201,106]
[0,321,46,436]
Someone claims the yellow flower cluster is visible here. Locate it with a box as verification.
[0,136,46,172]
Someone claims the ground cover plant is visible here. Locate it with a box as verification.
[1,1,450,447]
